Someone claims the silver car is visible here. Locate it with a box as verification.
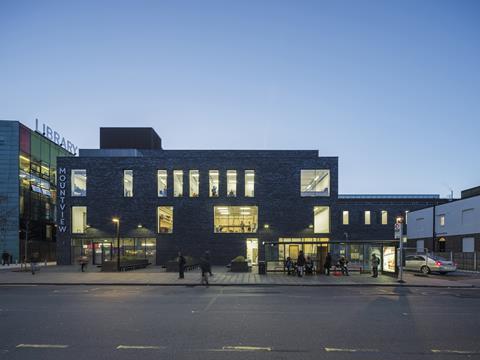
[405,254,457,275]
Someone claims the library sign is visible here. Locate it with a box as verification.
[35,119,78,155]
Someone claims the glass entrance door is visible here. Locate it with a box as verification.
[93,242,113,265]
[246,238,259,265]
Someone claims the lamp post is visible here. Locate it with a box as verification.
[396,216,405,283]
[112,218,120,272]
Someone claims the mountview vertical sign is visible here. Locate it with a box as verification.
[58,168,67,232]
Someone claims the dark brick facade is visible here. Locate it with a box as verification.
[56,149,444,265]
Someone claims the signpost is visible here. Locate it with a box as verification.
[395,221,405,283]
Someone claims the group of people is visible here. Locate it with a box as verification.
[177,250,212,285]
[286,252,381,277]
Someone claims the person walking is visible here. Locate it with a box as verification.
[296,251,306,277]
[79,256,88,272]
[285,256,293,275]
[178,251,186,279]
[200,252,210,286]
[371,253,380,278]
[324,252,332,275]
[205,250,213,276]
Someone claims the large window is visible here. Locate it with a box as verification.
[71,169,87,197]
[381,210,388,225]
[301,170,330,197]
[342,210,349,225]
[245,170,255,197]
[157,170,167,197]
[214,206,258,233]
[72,206,87,234]
[209,170,219,197]
[189,170,199,197]
[173,170,183,197]
[227,170,237,197]
[123,170,133,197]
[314,206,330,233]
[364,211,371,225]
[157,206,173,233]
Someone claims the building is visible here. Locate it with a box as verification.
[407,186,480,253]
[55,127,446,266]
[0,120,73,263]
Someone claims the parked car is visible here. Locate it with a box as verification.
[405,254,457,275]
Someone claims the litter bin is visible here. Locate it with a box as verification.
[258,261,266,275]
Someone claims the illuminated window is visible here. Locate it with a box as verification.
[189,170,199,197]
[227,170,237,197]
[214,206,258,233]
[314,206,330,233]
[301,170,330,197]
[71,169,87,197]
[72,206,87,234]
[381,210,388,225]
[209,170,219,197]
[364,211,371,225]
[157,206,173,233]
[123,170,133,197]
[245,170,255,197]
[439,214,445,227]
[173,170,183,197]
[342,210,349,225]
[157,170,167,197]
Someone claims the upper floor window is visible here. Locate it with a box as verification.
[158,206,173,233]
[72,206,87,234]
[381,210,388,225]
[71,169,87,197]
[245,170,255,197]
[123,170,133,197]
[189,170,199,197]
[214,206,258,233]
[301,170,330,197]
[227,170,237,197]
[314,206,330,233]
[173,170,183,197]
[405,210,409,224]
[157,170,167,197]
[364,211,371,225]
[439,214,445,227]
[209,170,219,197]
[342,210,349,225]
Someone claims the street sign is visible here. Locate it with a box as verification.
[394,223,403,240]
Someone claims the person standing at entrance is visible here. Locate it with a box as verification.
[296,251,306,277]
[205,250,213,276]
[178,251,186,279]
[324,252,332,275]
[371,254,379,278]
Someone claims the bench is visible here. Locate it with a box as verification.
[102,259,150,272]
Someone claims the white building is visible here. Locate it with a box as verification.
[407,187,480,253]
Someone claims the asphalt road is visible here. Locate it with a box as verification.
[1,285,479,360]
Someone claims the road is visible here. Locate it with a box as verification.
[0,285,479,359]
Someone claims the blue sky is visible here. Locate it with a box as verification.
[1,0,479,196]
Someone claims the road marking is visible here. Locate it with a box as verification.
[325,347,379,353]
[221,346,272,352]
[432,349,480,354]
[16,344,68,349]
[117,345,165,350]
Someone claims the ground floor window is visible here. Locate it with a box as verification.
[71,238,156,265]
[214,206,258,233]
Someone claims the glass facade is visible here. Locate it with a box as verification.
[17,124,72,261]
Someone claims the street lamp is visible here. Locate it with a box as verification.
[112,218,120,272]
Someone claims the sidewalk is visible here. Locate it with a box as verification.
[0,265,479,287]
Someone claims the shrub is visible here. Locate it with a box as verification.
[232,256,246,263]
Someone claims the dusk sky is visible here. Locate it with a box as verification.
[1,0,479,197]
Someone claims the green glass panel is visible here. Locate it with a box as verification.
[30,133,42,161]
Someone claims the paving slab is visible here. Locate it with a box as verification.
[0,265,478,287]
